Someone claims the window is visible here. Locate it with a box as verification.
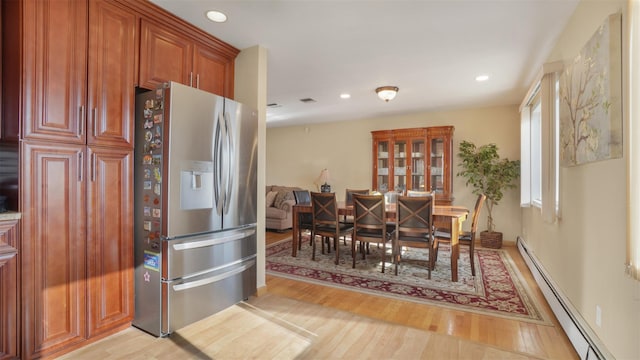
[530,94,542,206]
[520,62,562,222]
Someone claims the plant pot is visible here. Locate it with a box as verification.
[480,231,503,249]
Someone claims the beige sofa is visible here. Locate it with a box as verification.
[265,185,302,231]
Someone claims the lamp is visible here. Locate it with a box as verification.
[375,86,399,102]
[316,168,331,193]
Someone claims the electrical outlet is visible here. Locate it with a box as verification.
[595,305,602,327]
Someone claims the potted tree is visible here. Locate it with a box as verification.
[457,140,520,248]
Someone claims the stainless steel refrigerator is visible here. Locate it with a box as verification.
[133,81,257,337]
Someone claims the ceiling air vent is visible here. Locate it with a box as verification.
[267,103,281,108]
[299,98,316,103]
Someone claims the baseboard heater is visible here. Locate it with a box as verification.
[516,237,613,360]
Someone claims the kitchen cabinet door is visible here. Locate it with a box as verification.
[139,19,193,90]
[86,146,133,337]
[87,0,137,148]
[20,141,87,359]
[193,44,234,97]
[21,0,88,143]
[0,219,20,360]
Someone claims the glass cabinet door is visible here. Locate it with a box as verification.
[393,140,407,193]
[376,140,390,192]
[409,139,426,191]
[430,137,445,194]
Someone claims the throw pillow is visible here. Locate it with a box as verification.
[265,191,278,208]
[273,190,294,210]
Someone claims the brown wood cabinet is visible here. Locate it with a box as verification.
[88,0,138,148]
[2,0,238,357]
[13,0,136,148]
[86,146,133,338]
[0,218,20,360]
[139,19,237,97]
[20,141,88,359]
[372,126,454,205]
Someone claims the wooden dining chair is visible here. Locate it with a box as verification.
[293,190,312,250]
[393,194,435,278]
[310,192,353,265]
[341,189,369,245]
[433,193,486,276]
[351,193,392,273]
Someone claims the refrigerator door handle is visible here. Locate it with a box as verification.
[213,112,225,215]
[223,110,235,212]
[171,228,256,251]
[171,258,256,292]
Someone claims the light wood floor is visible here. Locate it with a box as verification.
[60,230,578,359]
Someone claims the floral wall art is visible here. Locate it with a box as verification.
[559,13,622,167]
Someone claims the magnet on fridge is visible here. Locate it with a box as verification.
[143,181,152,190]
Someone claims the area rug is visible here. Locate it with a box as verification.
[266,236,551,325]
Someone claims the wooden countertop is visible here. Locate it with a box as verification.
[0,211,21,221]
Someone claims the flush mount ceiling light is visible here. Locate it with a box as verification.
[475,74,490,82]
[375,86,399,102]
[206,10,227,23]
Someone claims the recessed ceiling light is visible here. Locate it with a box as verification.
[475,74,490,82]
[206,10,227,23]
[340,93,351,99]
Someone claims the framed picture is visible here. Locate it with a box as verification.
[559,13,622,167]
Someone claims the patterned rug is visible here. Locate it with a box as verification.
[266,236,550,324]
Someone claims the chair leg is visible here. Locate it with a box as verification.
[311,233,316,261]
[335,237,340,265]
[352,239,357,268]
[381,242,385,273]
[469,242,476,277]
[432,240,440,270]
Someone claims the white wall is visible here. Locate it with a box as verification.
[521,0,640,358]
[267,105,522,242]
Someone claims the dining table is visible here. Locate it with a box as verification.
[291,201,469,282]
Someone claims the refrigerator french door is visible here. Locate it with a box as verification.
[133,82,258,337]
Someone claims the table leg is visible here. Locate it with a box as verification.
[292,207,299,257]
[450,217,460,282]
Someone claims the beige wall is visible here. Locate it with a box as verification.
[521,0,639,359]
[267,105,522,242]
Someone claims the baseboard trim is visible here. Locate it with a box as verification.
[516,236,613,360]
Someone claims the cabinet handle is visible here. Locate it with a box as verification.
[189,72,193,87]
[91,153,96,182]
[92,108,97,137]
[78,152,84,182]
[78,106,85,136]
[196,74,200,89]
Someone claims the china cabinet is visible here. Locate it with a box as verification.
[371,126,454,205]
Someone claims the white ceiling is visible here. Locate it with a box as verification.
[150,0,579,128]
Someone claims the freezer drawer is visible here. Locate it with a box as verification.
[163,226,256,280]
[162,256,256,335]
